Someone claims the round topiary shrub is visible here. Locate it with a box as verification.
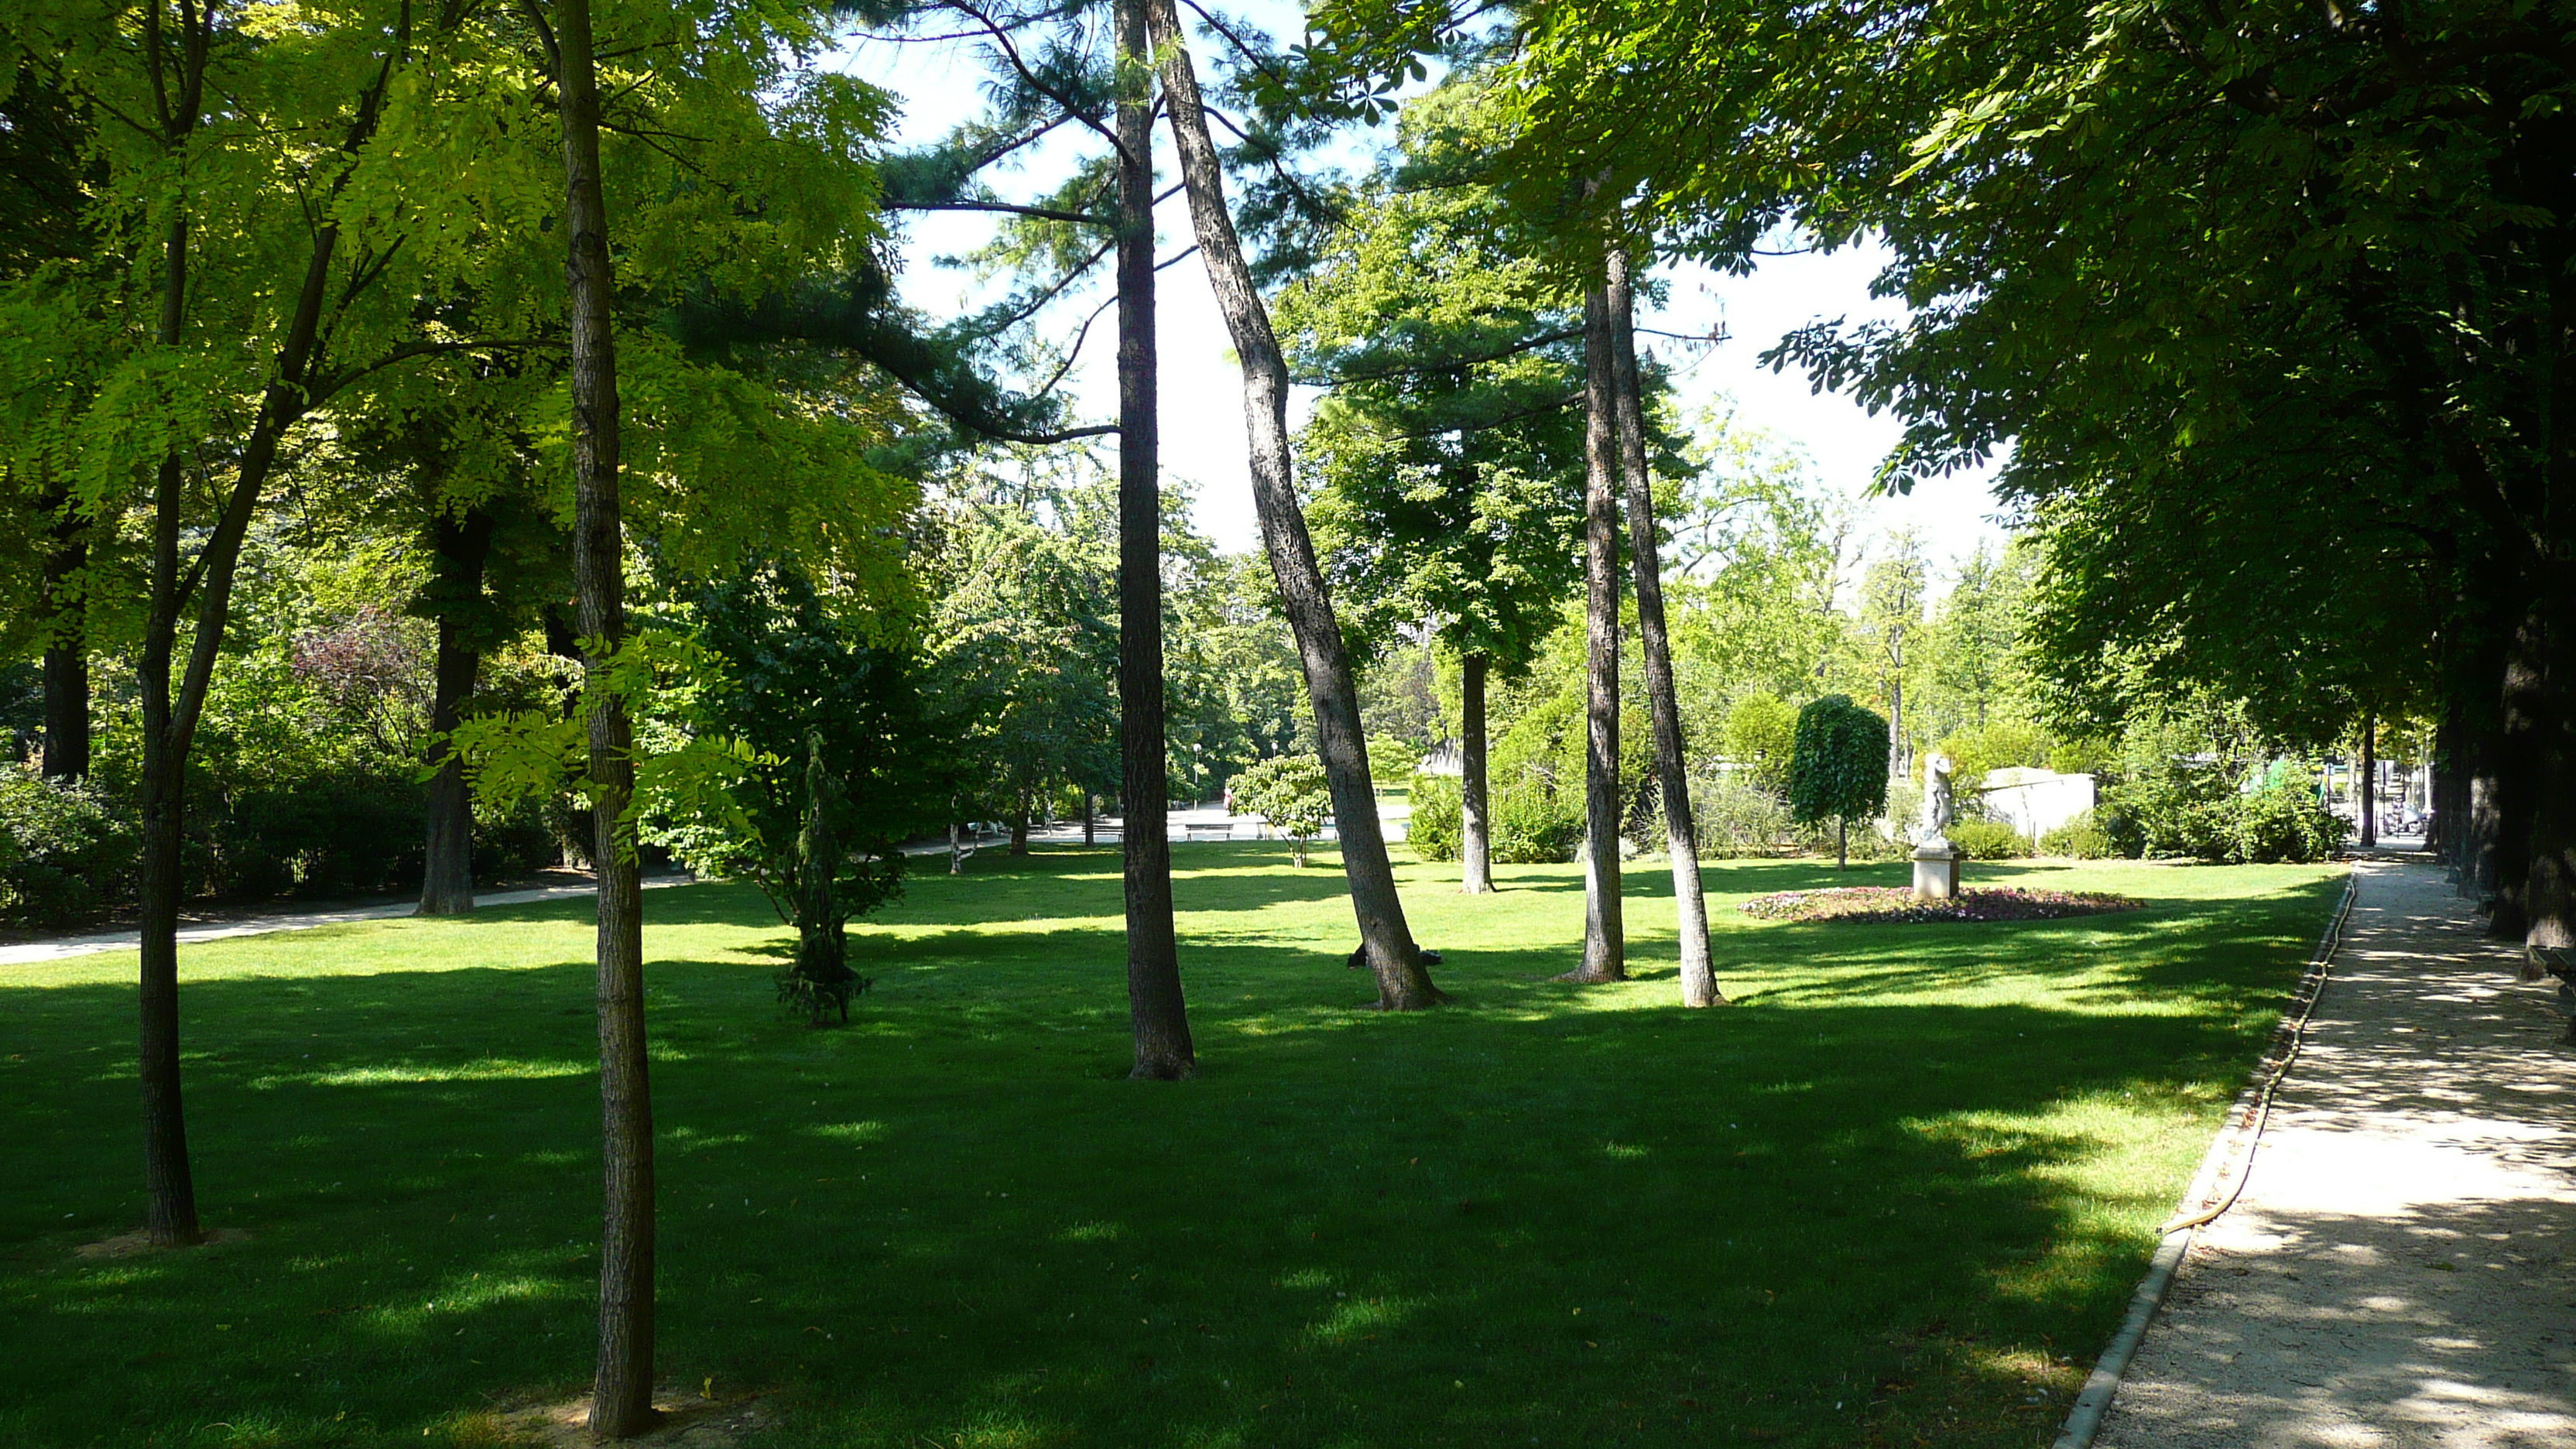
[1947,816,2033,860]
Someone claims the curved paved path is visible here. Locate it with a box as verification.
[2098,858,2576,1448]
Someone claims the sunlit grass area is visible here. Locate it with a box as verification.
[2,848,2341,1447]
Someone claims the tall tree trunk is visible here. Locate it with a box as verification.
[420,510,495,916]
[1009,810,1031,855]
[2523,584,2576,953]
[543,0,655,1429]
[1461,653,1493,894]
[2358,711,2378,849]
[1838,816,1848,870]
[1607,251,1716,1006]
[1572,279,1625,985]
[39,485,90,780]
[1147,0,1439,1009]
[2492,604,2546,938]
[950,819,966,875]
[1117,0,1194,1079]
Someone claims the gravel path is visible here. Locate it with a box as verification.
[2097,858,2576,1448]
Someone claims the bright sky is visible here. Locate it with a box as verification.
[830,7,2011,590]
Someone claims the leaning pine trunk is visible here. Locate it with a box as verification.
[1148,0,1439,1009]
[1571,279,1625,985]
[543,0,655,1430]
[1608,250,1718,1005]
[1461,653,1493,894]
[1116,0,1195,1079]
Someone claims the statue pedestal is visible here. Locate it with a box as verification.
[1913,844,1963,902]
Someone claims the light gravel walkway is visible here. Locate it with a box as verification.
[0,875,698,967]
[2098,858,2576,1448]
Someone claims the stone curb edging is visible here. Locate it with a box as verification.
[2049,866,2362,1449]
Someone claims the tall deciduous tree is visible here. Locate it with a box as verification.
[1608,249,1718,1005]
[527,0,652,1425]
[1148,0,1440,1009]
[1570,276,1625,984]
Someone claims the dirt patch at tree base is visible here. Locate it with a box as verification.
[74,1225,252,1258]
[451,1390,776,1447]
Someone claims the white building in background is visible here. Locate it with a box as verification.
[1978,766,2097,842]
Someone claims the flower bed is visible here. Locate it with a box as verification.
[1738,886,2145,924]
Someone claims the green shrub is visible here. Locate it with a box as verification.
[212,772,426,899]
[2228,785,2347,864]
[1406,775,1463,862]
[1947,816,2032,860]
[2038,810,2115,858]
[0,768,137,927]
[1491,787,1582,865]
[1235,754,1332,865]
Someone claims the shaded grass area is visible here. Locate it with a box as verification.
[2,849,2341,1447]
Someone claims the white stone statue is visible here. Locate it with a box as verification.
[1918,751,1956,851]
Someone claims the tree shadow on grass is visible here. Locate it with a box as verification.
[0,865,2343,1449]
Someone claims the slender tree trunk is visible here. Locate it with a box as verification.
[39,487,90,780]
[1838,816,1848,870]
[1117,0,1194,1078]
[1461,653,1493,894]
[1148,0,1439,1009]
[420,512,494,915]
[543,0,655,1428]
[1607,251,1716,1006]
[2358,711,2378,849]
[950,819,965,875]
[1573,280,1625,985]
[1888,675,1905,786]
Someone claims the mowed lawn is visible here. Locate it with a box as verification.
[2,849,2341,1448]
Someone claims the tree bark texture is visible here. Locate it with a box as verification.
[39,487,89,780]
[546,0,656,1428]
[1607,251,1716,1006]
[1461,653,1493,894]
[1574,281,1625,985]
[1148,0,1440,1009]
[1117,0,1195,1079]
[419,511,494,916]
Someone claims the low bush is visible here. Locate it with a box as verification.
[1692,772,1795,857]
[1407,775,1463,862]
[2038,810,2116,858]
[1947,817,2033,860]
[0,768,138,928]
[2229,784,2348,864]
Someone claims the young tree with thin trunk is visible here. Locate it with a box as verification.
[1149,0,1440,1009]
[1607,248,1718,1005]
[528,0,653,1427]
[1571,279,1625,984]
[1115,0,1194,1078]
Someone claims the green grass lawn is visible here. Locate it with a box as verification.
[2,848,2341,1448]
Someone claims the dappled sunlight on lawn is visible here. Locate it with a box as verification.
[0,851,2342,1447]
